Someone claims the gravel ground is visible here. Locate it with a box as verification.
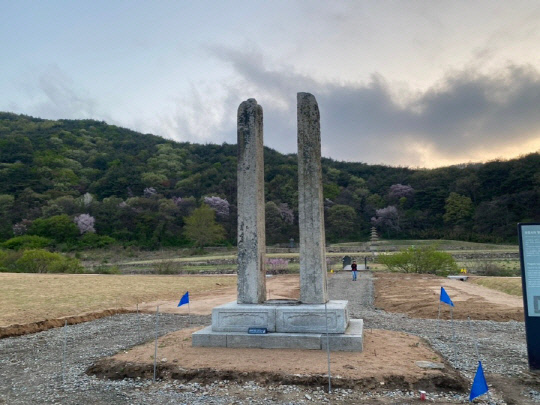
[342,272,528,376]
[0,271,536,404]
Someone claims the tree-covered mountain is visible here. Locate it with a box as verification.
[1,111,538,248]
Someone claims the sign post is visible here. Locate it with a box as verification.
[518,223,540,373]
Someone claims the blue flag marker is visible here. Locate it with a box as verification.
[178,291,189,307]
[440,287,455,307]
[469,361,489,402]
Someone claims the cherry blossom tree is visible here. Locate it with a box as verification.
[388,184,414,200]
[203,196,230,218]
[278,203,294,225]
[267,258,289,273]
[143,187,157,198]
[371,205,400,232]
[81,192,93,207]
[13,219,32,236]
[74,214,96,234]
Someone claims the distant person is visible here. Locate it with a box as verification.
[351,260,358,281]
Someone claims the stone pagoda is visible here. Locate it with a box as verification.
[370,227,379,244]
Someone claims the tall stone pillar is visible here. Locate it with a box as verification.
[237,99,266,304]
[297,92,328,304]
[192,94,363,352]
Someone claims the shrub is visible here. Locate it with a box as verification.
[28,215,79,243]
[0,249,23,272]
[153,260,181,274]
[472,262,520,277]
[47,257,85,273]
[14,249,84,273]
[94,265,121,274]
[183,205,226,248]
[78,233,116,249]
[267,258,289,274]
[1,235,53,250]
[15,249,62,273]
[378,245,458,276]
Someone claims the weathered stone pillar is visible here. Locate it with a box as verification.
[297,92,328,304]
[237,99,266,304]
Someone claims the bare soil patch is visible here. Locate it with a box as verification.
[136,274,300,315]
[88,327,466,393]
[373,272,524,321]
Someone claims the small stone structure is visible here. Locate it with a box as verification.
[370,227,379,244]
[342,255,352,270]
[192,93,363,351]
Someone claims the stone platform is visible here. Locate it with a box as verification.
[211,300,349,333]
[192,300,363,351]
[193,319,363,351]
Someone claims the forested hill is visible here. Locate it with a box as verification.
[1,111,539,248]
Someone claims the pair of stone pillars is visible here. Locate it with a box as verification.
[237,93,327,305]
[192,93,363,351]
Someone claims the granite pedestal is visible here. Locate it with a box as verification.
[192,300,363,351]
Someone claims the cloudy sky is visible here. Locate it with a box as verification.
[2,1,540,168]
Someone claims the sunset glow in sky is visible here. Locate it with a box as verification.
[2,1,540,168]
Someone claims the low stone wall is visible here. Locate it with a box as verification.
[451,252,518,260]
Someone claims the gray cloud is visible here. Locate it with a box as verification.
[31,65,100,120]
[209,48,540,167]
[412,66,540,147]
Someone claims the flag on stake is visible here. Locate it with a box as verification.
[178,291,189,307]
[469,361,488,402]
[440,287,454,307]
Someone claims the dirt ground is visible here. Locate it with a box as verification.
[91,326,465,393]
[136,272,524,321]
[135,274,301,315]
[89,271,525,396]
[373,273,524,322]
[4,271,528,401]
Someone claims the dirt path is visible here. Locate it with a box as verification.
[137,271,524,321]
[135,274,301,315]
[373,272,523,321]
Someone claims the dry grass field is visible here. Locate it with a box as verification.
[0,273,236,327]
[0,268,523,328]
[469,276,523,296]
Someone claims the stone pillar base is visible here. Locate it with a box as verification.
[210,300,349,333]
[192,300,363,352]
[193,319,364,352]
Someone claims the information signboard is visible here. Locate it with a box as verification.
[518,223,540,372]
